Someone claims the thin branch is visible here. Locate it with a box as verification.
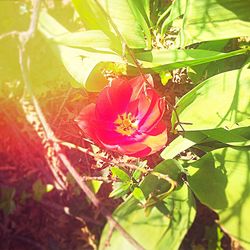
[123,163,177,188]
[59,139,177,188]
[0,31,18,40]
[52,87,73,125]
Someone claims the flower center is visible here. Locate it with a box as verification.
[114,113,138,136]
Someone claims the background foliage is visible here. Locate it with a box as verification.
[0,0,250,249]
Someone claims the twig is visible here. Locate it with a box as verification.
[104,224,115,249]
[123,163,177,188]
[81,176,117,183]
[52,87,73,125]
[59,139,177,188]
[0,31,18,40]
[16,1,145,249]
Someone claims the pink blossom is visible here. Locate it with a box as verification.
[75,75,168,157]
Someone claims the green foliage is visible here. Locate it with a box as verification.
[0,187,16,215]
[161,133,207,159]
[35,1,250,93]
[132,187,146,203]
[176,0,250,47]
[109,182,131,198]
[132,160,147,180]
[72,0,146,49]
[162,67,250,159]
[71,0,110,32]
[100,160,196,250]
[90,180,103,194]
[132,48,249,72]
[159,71,172,85]
[38,10,117,92]
[110,167,130,182]
[160,0,186,35]
[32,180,54,202]
[187,147,250,249]
[51,30,116,50]
[173,68,250,131]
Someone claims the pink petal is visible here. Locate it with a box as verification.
[96,127,145,146]
[129,74,154,101]
[95,86,117,121]
[97,129,130,145]
[137,88,160,123]
[139,97,166,132]
[75,103,98,141]
[135,89,154,120]
[142,129,168,154]
[118,143,151,157]
[96,78,132,121]
[146,121,167,136]
[126,99,139,117]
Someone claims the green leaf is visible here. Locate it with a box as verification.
[32,179,45,202]
[177,0,250,47]
[128,0,152,49]
[101,185,196,250]
[132,187,146,203]
[100,160,196,250]
[0,187,16,215]
[173,68,250,131]
[132,160,147,180]
[104,0,146,48]
[110,167,130,182]
[156,4,171,28]
[134,0,150,22]
[73,0,146,49]
[109,182,131,198]
[90,180,103,194]
[161,0,186,35]
[187,147,250,249]
[159,71,172,85]
[161,124,250,160]
[202,128,250,147]
[132,48,249,72]
[38,11,123,92]
[52,30,117,51]
[161,132,207,159]
[72,0,110,32]
[140,159,182,198]
[187,39,230,83]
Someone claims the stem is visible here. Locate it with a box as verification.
[124,163,177,188]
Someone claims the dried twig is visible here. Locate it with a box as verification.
[0,31,18,40]
[59,139,177,187]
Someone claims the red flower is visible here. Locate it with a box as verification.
[75,75,168,157]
